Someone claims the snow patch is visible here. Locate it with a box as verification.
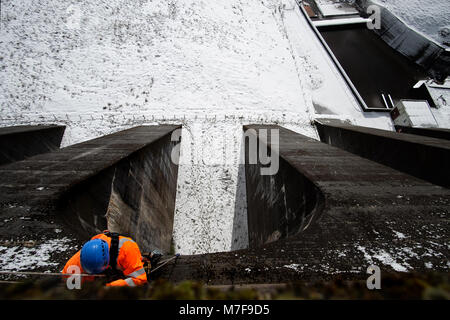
[0,238,74,271]
[283,264,303,272]
[392,230,406,240]
[372,250,409,272]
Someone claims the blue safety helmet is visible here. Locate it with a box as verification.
[80,239,110,274]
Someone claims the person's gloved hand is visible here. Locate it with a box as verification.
[149,250,162,267]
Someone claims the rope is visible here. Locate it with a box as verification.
[150,254,180,274]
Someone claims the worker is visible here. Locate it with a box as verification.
[62,230,147,287]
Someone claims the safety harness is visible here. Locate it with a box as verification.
[102,231,124,280]
[104,231,120,271]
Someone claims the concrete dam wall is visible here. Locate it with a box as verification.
[315,119,450,188]
[155,125,450,285]
[58,126,180,253]
[0,124,449,285]
[0,125,180,255]
[244,125,324,248]
[0,125,65,166]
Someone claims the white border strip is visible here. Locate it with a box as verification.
[313,17,371,28]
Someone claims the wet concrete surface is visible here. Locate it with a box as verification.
[244,126,324,247]
[154,125,449,285]
[0,124,448,285]
[0,125,180,273]
[315,119,450,188]
[0,125,65,166]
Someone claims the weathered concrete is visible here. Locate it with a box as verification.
[315,119,450,188]
[1,124,448,284]
[154,125,449,285]
[0,125,180,255]
[395,125,450,141]
[0,125,65,166]
[244,127,324,248]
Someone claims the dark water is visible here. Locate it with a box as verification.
[320,25,428,109]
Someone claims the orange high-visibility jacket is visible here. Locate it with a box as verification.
[62,233,147,287]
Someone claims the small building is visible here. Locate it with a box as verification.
[390,99,439,128]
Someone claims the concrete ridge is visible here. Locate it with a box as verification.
[154,125,449,285]
[315,119,450,188]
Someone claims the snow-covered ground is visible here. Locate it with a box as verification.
[373,0,450,48]
[1,0,396,256]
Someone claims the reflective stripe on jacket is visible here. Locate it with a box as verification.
[62,233,147,287]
